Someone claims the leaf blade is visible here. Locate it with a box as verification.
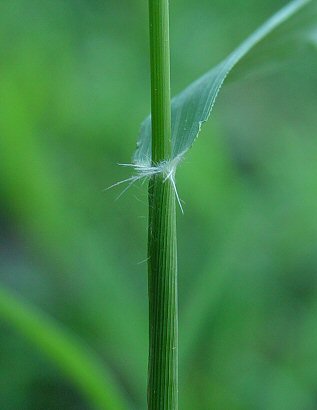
[134,0,313,164]
[0,285,129,410]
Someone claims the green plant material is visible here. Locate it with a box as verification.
[147,0,178,409]
[148,178,178,409]
[0,285,129,410]
[0,74,147,402]
[135,0,312,164]
[140,1,316,407]
[148,0,172,163]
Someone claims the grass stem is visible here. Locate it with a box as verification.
[147,0,178,409]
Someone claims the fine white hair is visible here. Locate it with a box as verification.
[107,154,184,213]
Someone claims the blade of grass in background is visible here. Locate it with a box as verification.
[0,285,129,410]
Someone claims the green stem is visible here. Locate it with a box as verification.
[149,0,172,163]
[148,1,178,409]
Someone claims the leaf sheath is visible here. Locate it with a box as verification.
[148,176,178,409]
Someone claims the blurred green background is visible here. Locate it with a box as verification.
[1,0,317,409]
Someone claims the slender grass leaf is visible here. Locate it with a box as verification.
[0,285,129,410]
[0,75,147,402]
[134,0,314,164]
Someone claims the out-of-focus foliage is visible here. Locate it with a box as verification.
[0,0,316,409]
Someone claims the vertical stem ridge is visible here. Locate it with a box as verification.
[148,178,178,409]
[149,0,172,163]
